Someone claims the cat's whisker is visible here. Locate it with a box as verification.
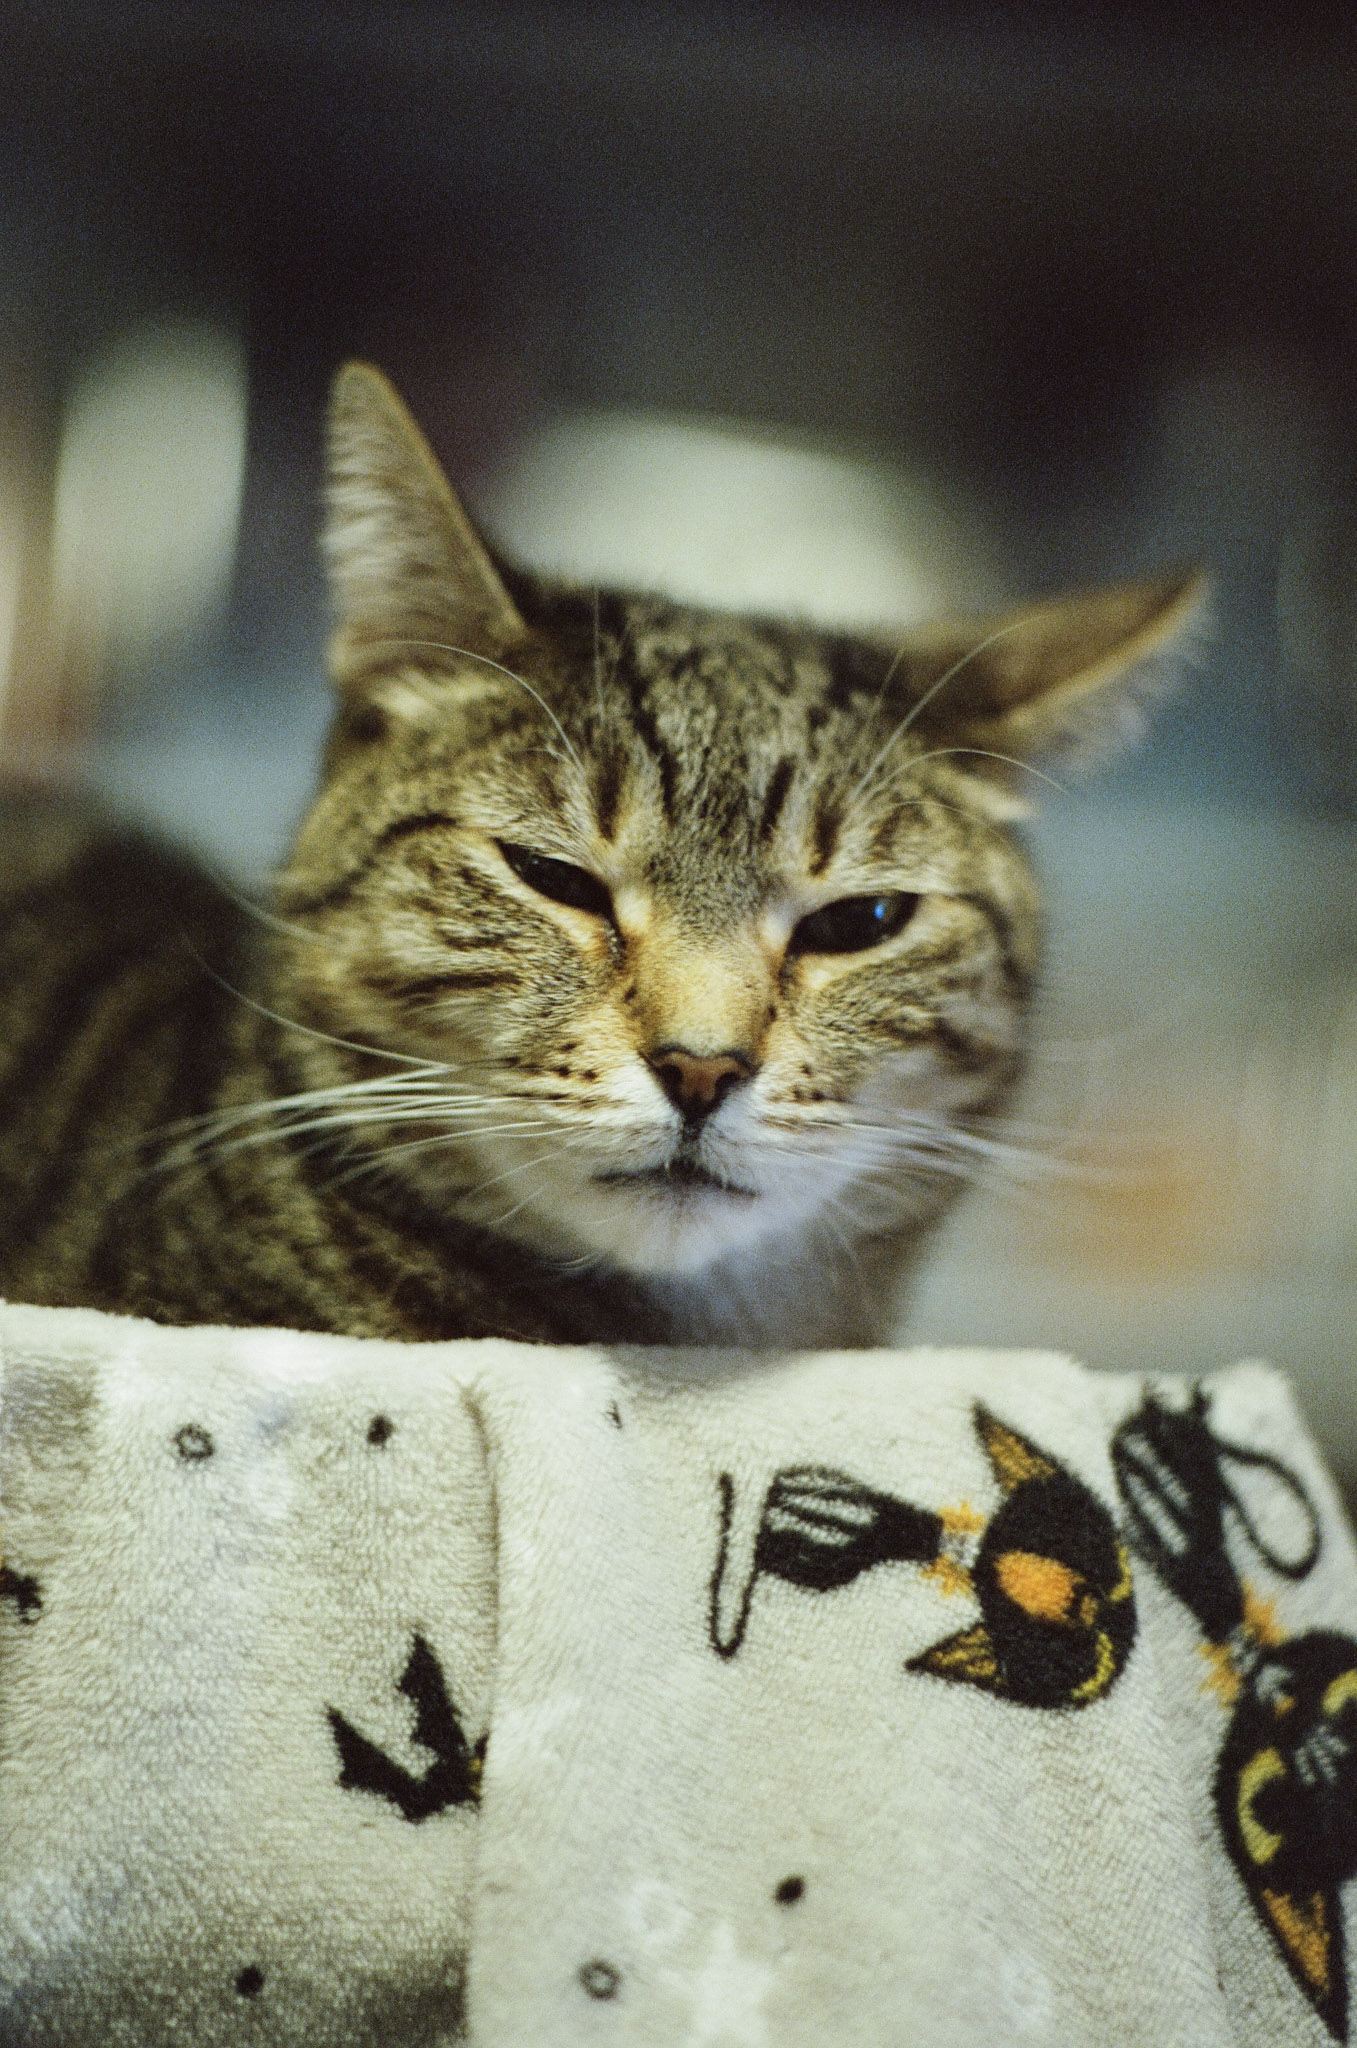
[767,1139,981,1188]
[156,1070,459,1129]
[214,882,331,946]
[151,1080,569,1173]
[150,1079,502,1155]
[197,1107,562,1160]
[837,1140,1078,1225]
[149,1107,429,1173]
[169,1067,524,1119]
[486,1188,547,1232]
[869,745,1070,803]
[865,639,910,724]
[844,616,1037,812]
[839,1121,1066,1173]
[313,1133,560,1196]
[472,1148,564,1195]
[329,1135,568,1207]
[949,1107,1085,1140]
[825,1197,887,1258]
[178,945,453,1072]
[755,1112,1074,1193]
[877,1143,1077,1197]
[338,1121,564,1168]
[385,638,588,783]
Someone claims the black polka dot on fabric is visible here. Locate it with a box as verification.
[578,1959,621,2001]
[366,1414,394,1446]
[173,1424,214,1462]
[775,1875,805,1906]
[234,1965,264,1998]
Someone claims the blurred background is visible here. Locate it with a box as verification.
[4,1,1357,1485]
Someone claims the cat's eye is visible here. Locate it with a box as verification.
[789,892,920,955]
[497,841,614,919]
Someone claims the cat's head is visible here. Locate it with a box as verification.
[272,362,1203,1283]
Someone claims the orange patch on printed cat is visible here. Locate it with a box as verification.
[992,1549,1084,1625]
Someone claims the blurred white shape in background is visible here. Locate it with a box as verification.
[477,411,1002,629]
[49,322,247,680]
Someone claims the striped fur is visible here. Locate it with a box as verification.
[0,367,1205,1346]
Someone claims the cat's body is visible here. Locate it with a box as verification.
[0,367,1203,1348]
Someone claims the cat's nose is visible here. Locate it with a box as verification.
[649,1046,753,1122]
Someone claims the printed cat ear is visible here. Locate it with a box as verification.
[323,361,528,687]
[896,568,1209,777]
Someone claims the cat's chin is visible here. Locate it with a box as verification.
[448,1163,779,1279]
[589,1171,770,1276]
[465,1148,877,1281]
[516,1177,775,1278]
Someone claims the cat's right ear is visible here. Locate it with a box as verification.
[322,361,528,690]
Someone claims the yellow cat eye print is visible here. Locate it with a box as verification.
[1069,1632,1119,1706]
[1237,1748,1288,1866]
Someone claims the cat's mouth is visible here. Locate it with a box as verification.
[594,1158,759,1201]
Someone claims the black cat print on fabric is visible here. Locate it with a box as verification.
[327,1632,485,1824]
[908,1409,1136,1710]
[708,1406,1137,1712]
[0,1561,42,1622]
[708,1465,944,1657]
[1113,1392,1357,2041]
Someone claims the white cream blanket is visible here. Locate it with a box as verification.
[2,1300,1356,2046]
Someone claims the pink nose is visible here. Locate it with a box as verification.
[649,1047,752,1121]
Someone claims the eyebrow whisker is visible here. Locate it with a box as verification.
[385,637,588,782]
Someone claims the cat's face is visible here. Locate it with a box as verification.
[271,364,1203,1284]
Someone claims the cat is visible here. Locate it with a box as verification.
[0,364,1204,1349]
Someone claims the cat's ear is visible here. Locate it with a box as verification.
[896,568,1209,784]
[323,361,527,688]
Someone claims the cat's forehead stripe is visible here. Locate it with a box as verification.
[808,795,841,877]
[591,609,841,860]
[757,757,797,843]
[592,748,625,843]
[616,659,679,823]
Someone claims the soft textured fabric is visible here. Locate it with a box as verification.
[2,1301,1355,2046]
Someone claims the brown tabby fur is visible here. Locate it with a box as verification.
[0,367,1203,1347]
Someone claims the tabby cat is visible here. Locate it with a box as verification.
[0,365,1202,1347]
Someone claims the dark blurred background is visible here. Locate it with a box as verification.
[4,0,1357,1481]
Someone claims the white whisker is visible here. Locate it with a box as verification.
[871,745,1069,802]
[845,616,1038,812]
[176,946,451,1072]
[159,1070,457,1132]
[487,1175,555,1232]
[215,882,329,946]
[387,637,587,782]
[179,1112,563,1169]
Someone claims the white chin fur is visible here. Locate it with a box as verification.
[463,1163,799,1276]
[447,1126,891,1279]
[544,1177,779,1277]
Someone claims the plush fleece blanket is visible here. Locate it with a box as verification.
[2,1299,1356,2046]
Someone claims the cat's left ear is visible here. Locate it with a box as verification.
[893,568,1209,779]
[323,361,528,688]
